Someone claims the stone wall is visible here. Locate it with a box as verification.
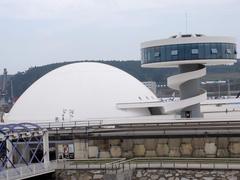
[82,137,240,159]
[55,169,105,180]
[56,169,240,180]
[132,169,240,180]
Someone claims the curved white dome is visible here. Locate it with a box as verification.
[6,62,158,123]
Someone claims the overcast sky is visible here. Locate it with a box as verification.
[0,0,239,73]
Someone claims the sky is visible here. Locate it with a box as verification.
[0,0,239,73]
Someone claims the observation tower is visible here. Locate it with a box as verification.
[141,34,237,118]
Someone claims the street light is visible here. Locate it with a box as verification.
[201,80,227,98]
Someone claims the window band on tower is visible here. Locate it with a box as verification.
[142,42,236,64]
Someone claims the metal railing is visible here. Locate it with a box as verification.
[34,117,240,137]
[3,158,240,179]
[36,117,240,130]
[55,158,240,174]
[116,157,240,172]
[55,158,124,170]
[0,161,57,180]
[38,120,103,129]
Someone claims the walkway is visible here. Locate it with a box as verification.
[2,158,240,179]
[56,158,240,172]
[0,161,56,180]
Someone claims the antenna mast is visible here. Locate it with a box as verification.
[185,12,188,34]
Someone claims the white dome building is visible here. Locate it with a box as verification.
[6,62,158,123]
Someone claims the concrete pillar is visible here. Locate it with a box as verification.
[74,139,88,159]
[179,64,204,118]
[43,131,50,163]
[6,138,13,168]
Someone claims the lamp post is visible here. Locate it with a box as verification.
[227,80,231,97]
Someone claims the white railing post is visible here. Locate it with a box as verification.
[6,138,13,168]
[43,131,50,164]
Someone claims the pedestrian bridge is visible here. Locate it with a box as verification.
[0,162,56,180]
[0,123,50,180]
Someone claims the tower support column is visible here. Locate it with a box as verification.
[179,64,204,118]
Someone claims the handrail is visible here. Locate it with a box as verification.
[107,157,240,172]
[0,161,57,180]
[38,119,103,129]
[2,158,240,180]
[36,117,240,130]
[55,158,240,171]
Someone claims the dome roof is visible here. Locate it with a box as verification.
[6,62,158,123]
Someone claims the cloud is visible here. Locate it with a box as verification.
[0,0,108,20]
[0,0,239,73]
[0,0,238,20]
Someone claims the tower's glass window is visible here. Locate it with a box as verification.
[226,49,232,54]
[147,51,151,60]
[141,42,236,65]
[191,49,199,54]
[211,48,218,54]
[154,52,160,57]
[171,50,178,56]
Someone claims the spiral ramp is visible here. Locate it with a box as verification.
[116,64,207,117]
[162,64,207,114]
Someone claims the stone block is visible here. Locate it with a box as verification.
[94,140,109,151]
[94,140,104,146]
[110,146,122,158]
[80,173,92,180]
[180,143,192,156]
[103,174,117,180]
[181,138,192,143]
[136,170,142,178]
[203,177,214,180]
[156,144,169,156]
[192,138,205,149]
[150,174,159,180]
[193,149,205,157]
[74,140,88,159]
[133,144,145,156]
[168,139,181,148]
[217,149,229,157]
[145,150,157,157]
[144,139,157,150]
[217,137,229,148]
[88,146,99,158]
[99,151,110,158]
[122,151,133,158]
[229,137,240,142]
[205,138,216,143]
[109,139,121,146]
[88,140,94,146]
[229,142,240,155]
[169,149,180,157]
[158,138,168,144]
[93,174,103,179]
[205,143,217,157]
[121,139,133,151]
[133,139,144,145]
